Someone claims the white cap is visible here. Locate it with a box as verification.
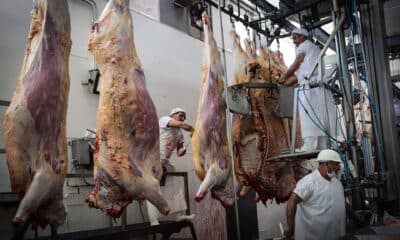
[317,149,342,163]
[169,107,186,116]
[292,28,309,37]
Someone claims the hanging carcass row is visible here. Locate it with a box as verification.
[3,0,71,228]
[231,31,306,204]
[86,0,169,217]
[191,12,235,207]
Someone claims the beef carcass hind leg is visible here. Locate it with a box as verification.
[3,0,71,228]
[86,0,169,217]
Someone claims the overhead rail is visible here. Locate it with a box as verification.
[202,0,335,50]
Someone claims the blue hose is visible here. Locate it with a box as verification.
[297,86,352,177]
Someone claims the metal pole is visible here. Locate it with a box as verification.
[333,0,358,175]
[290,88,298,153]
[306,15,345,80]
[50,225,57,240]
[121,209,127,230]
[217,0,241,239]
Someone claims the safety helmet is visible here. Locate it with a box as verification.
[292,28,309,37]
[317,149,342,163]
[169,107,186,116]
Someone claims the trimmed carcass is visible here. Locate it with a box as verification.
[3,0,71,228]
[191,12,234,207]
[86,0,169,217]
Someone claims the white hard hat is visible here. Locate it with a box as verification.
[317,149,342,163]
[169,107,186,116]
[292,28,309,37]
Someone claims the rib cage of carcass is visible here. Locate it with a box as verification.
[230,31,307,204]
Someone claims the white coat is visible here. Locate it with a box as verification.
[295,40,337,139]
[293,170,346,240]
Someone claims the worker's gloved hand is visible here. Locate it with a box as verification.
[177,147,186,157]
[189,127,195,138]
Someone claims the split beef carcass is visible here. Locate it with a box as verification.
[230,32,305,203]
[3,0,71,228]
[191,12,234,207]
[257,46,303,150]
[247,50,304,203]
[230,32,277,197]
[86,0,169,217]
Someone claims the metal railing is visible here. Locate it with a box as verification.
[0,99,10,154]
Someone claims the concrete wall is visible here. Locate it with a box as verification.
[0,0,287,239]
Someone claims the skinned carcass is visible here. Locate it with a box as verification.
[3,0,71,228]
[86,0,169,217]
[231,32,305,203]
[231,32,278,195]
[191,12,234,207]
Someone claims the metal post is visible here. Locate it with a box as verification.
[121,209,127,230]
[359,0,400,202]
[333,0,358,175]
[50,225,57,240]
[217,0,241,239]
[306,16,345,80]
[183,173,191,216]
[290,88,298,153]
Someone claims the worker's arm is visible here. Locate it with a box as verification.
[167,118,194,132]
[284,192,303,239]
[280,53,305,83]
[176,141,186,156]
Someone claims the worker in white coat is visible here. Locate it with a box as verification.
[284,149,346,240]
[280,28,336,151]
[147,107,195,225]
[159,107,194,171]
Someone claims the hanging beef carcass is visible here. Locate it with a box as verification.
[191,12,235,207]
[250,49,306,203]
[230,31,305,203]
[231,32,276,197]
[86,0,169,217]
[257,46,302,151]
[2,0,71,228]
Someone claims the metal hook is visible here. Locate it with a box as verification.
[277,37,280,51]
[227,4,235,29]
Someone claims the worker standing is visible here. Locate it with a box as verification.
[280,28,336,152]
[159,107,194,171]
[284,149,346,240]
[147,107,195,225]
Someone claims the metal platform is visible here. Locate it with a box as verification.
[0,192,20,205]
[27,221,197,240]
[266,150,320,162]
[4,172,196,240]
